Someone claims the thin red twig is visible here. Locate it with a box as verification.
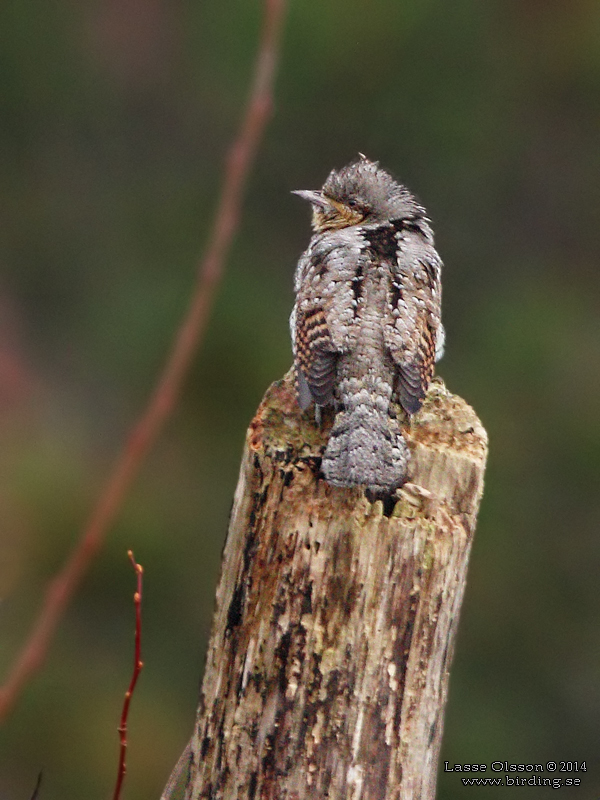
[0,0,288,723]
[112,551,144,800]
[28,772,42,800]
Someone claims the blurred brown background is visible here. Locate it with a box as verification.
[0,1,599,798]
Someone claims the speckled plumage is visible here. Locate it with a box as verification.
[291,157,444,493]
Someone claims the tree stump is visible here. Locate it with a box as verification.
[166,370,487,800]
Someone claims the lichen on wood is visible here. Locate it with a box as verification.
[168,370,487,800]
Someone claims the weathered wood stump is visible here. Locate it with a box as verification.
[165,370,487,800]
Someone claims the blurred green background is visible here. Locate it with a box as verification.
[1,1,599,797]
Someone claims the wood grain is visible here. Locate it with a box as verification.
[169,370,487,800]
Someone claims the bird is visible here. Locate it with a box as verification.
[290,156,444,494]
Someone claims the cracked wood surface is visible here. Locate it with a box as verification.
[168,370,487,800]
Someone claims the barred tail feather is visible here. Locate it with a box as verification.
[322,410,409,493]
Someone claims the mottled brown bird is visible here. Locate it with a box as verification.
[291,156,444,493]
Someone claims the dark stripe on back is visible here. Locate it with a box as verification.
[366,223,398,262]
[420,257,437,286]
[394,216,426,237]
[391,218,409,234]
[390,277,403,308]
[314,254,329,277]
[352,262,364,315]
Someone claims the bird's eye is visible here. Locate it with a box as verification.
[347,199,358,208]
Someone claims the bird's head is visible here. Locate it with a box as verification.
[293,156,422,232]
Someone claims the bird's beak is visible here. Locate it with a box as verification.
[291,189,330,209]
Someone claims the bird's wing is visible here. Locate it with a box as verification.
[392,318,437,415]
[383,229,442,416]
[293,233,364,409]
[294,307,338,409]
